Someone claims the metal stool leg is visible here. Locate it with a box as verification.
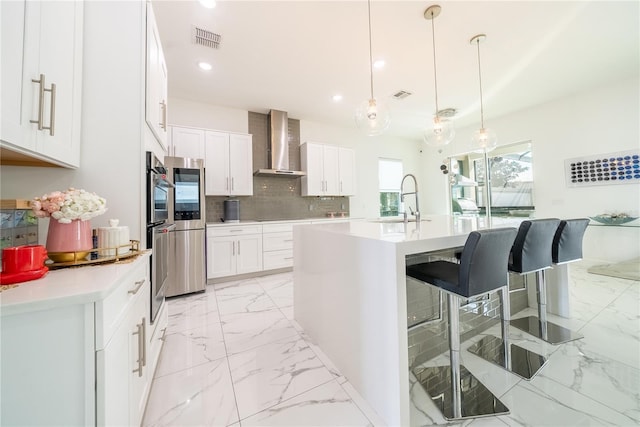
[511,270,583,344]
[412,292,509,420]
[468,284,547,380]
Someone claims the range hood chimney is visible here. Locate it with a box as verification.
[254,110,306,177]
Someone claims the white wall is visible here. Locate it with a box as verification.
[168,97,248,133]
[422,77,640,262]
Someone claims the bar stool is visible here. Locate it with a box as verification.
[407,228,516,420]
[508,218,582,344]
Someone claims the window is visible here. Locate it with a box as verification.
[472,141,534,217]
[379,158,403,217]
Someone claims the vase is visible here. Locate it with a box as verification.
[46,219,93,262]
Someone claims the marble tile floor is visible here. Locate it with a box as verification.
[142,260,639,426]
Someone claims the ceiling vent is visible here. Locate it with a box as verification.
[192,25,222,49]
[392,90,412,100]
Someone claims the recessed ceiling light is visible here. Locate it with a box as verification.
[373,59,385,69]
[198,62,212,71]
[199,0,216,9]
[332,94,343,102]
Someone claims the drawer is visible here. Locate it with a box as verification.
[263,249,293,270]
[263,232,293,251]
[207,225,262,237]
[262,223,294,233]
[95,260,148,349]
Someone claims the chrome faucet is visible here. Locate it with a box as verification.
[400,173,420,224]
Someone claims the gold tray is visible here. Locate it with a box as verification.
[46,240,145,269]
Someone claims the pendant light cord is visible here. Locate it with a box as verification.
[367,0,374,100]
[430,9,439,114]
[475,37,485,129]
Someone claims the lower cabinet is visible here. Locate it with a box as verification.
[207,225,263,279]
[0,256,165,426]
[262,223,298,270]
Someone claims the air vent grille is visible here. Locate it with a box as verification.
[192,25,222,49]
[392,90,412,100]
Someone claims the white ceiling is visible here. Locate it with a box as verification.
[152,1,639,141]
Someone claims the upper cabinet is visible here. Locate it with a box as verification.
[0,0,83,168]
[145,2,168,151]
[301,142,355,196]
[170,126,205,160]
[205,131,253,196]
[169,125,253,196]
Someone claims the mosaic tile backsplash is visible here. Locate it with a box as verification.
[205,112,349,223]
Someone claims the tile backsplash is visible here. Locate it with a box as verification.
[205,111,349,222]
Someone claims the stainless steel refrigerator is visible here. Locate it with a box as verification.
[165,156,206,297]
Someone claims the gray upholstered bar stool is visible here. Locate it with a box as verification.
[406,228,516,420]
[506,218,580,344]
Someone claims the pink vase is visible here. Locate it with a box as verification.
[46,219,92,259]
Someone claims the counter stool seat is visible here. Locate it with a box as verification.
[510,219,587,344]
[407,228,527,420]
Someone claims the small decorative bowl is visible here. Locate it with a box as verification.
[589,215,639,225]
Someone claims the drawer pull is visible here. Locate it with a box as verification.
[141,317,147,367]
[128,279,145,295]
[284,257,293,260]
[284,239,294,242]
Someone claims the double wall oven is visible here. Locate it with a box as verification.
[146,152,175,323]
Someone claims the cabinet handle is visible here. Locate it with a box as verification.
[128,279,145,295]
[141,317,147,367]
[340,181,343,193]
[132,322,144,377]
[30,74,46,131]
[159,327,168,342]
[29,74,56,136]
[232,241,235,256]
[226,177,229,191]
[237,241,240,255]
[284,257,293,260]
[159,100,167,131]
[231,177,234,191]
[284,239,294,242]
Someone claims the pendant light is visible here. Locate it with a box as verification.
[355,0,390,136]
[423,5,455,147]
[470,34,497,152]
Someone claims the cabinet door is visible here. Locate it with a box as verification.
[97,314,130,426]
[0,0,28,147]
[323,145,340,195]
[301,143,324,196]
[338,147,355,196]
[229,133,253,196]
[172,127,205,160]
[236,234,263,274]
[129,283,150,427]
[145,2,168,151]
[205,131,231,196]
[2,0,83,167]
[207,235,236,278]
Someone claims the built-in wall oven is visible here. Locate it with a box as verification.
[146,152,175,323]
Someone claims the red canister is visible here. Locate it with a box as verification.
[2,245,48,273]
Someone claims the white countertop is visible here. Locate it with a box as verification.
[300,215,523,246]
[0,252,150,317]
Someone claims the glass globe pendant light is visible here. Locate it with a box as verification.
[470,34,497,152]
[355,0,390,136]
[423,5,454,147]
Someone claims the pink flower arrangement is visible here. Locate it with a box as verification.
[32,188,107,223]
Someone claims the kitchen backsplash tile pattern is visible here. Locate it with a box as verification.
[205,112,349,223]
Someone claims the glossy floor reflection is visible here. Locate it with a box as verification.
[143,260,639,426]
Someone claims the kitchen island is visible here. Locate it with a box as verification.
[293,215,571,426]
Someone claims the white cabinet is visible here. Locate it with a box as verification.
[170,126,206,160]
[96,259,156,427]
[145,2,168,150]
[207,225,263,278]
[262,223,299,270]
[205,131,253,196]
[0,0,83,168]
[338,147,356,196]
[301,143,355,196]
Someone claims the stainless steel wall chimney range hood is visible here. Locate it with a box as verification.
[254,110,306,177]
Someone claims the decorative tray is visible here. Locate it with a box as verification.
[46,240,145,270]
